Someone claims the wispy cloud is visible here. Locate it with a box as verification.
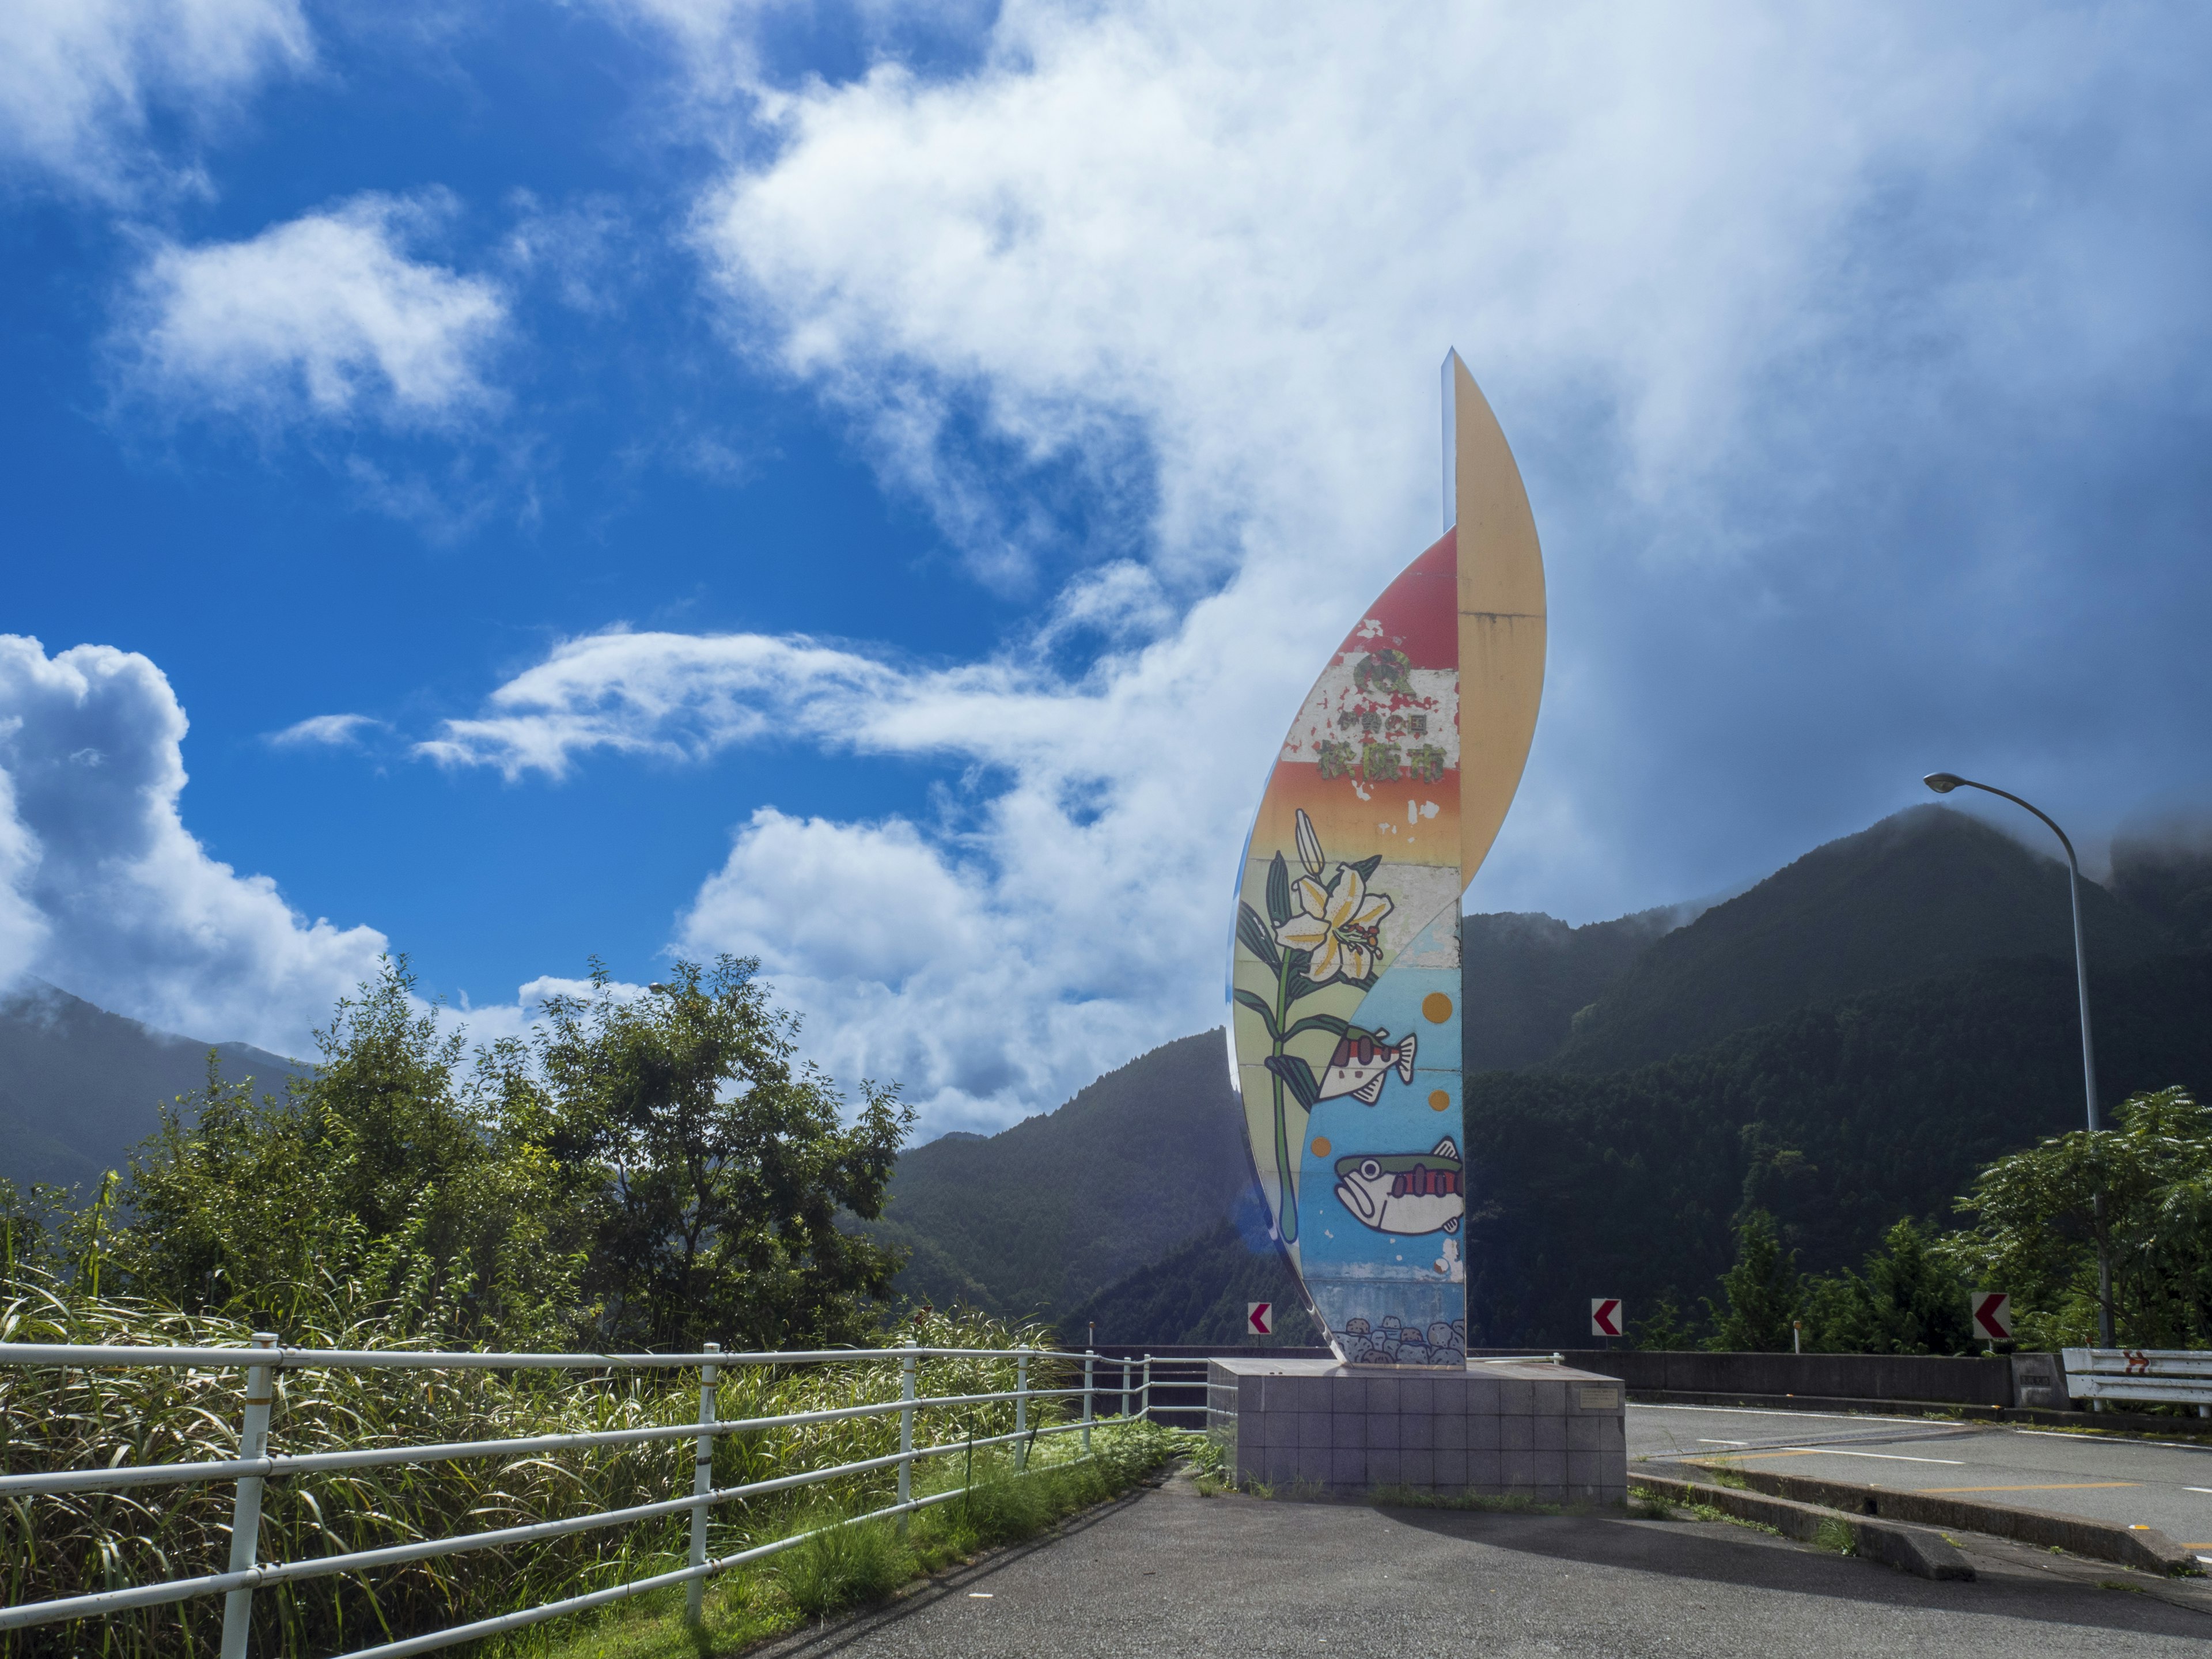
[266,713,384,749]
[0,0,312,199]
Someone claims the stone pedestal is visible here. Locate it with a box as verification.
[1206,1356,1626,1504]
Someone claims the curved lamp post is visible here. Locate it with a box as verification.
[1923,772,2114,1347]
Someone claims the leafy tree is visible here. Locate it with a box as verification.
[1630,1295,1698,1350]
[529,956,912,1350]
[1800,1218,1971,1354]
[0,1177,78,1291]
[113,959,589,1341]
[1940,1086,2212,1349]
[1704,1209,1800,1351]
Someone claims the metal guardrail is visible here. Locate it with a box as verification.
[0,1338,1156,1657]
[2063,1347,2212,1415]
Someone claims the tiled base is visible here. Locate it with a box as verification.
[1208,1357,1627,1503]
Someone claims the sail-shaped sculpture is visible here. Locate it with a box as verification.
[1228,351,1544,1366]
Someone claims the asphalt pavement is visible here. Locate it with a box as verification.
[1629,1403,2212,1555]
[752,1469,2211,1658]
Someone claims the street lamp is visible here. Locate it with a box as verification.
[1922,772,2113,1346]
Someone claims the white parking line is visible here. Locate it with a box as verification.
[2014,1429,2212,1453]
[1633,1404,1911,1425]
[1781,1448,1963,1465]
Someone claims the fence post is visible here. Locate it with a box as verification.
[687,1342,718,1625]
[1014,1346,1030,1469]
[897,1352,916,1533]
[1141,1353,1153,1424]
[1082,1349,1094,1453]
[218,1331,278,1659]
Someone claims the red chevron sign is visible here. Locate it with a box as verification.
[1589,1298,1622,1338]
[1971,1292,2012,1341]
[1247,1302,1272,1336]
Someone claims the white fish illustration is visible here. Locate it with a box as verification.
[1315,1027,1416,1105]
[1332,1136,1464,1236]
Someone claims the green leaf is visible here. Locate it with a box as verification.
[1236,903,1281,972]
[1284,1013,1349,1042]
[1233,989,1281,1039]
[1349,854,1384,882]
[1266,852,1292,927]
[1264,1054,1321,1111]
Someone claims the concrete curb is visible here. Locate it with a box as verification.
[1630,1472,1971,1580]
[1679,1460,2204,1577]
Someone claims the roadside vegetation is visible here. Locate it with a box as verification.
[0,957,1185,1657]
[1630,1086,2212,1355]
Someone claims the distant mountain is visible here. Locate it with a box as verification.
[1548,806,2172,1073]
[866,1032,1252,1324]
[1465,948,2212,1346]
[1063,1203,1323,1349]
[0,980,306,1192]
[2111,828,2212,949]
[893,804,2208,1349]
[1460,906,1685,1072]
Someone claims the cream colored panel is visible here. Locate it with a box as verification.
[1450,353,1546,888]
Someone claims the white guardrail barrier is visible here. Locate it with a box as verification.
[2062,1347,2212,1415]
[0,1338,1156,1659]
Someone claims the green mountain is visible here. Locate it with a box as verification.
[1460,906,1684,1071]
[1548,806,2171,1074]
[1064,1210,1323,1349]
[1464,948,2212,1347]
[0,980,306,1192]
[865,1031,1251,1325]
[988,806,2206,1347]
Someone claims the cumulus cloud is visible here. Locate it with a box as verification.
[414,618,1344,1127]
[119,192,509,431]
[0,635,391,1055]
[612,0,2212,1127]
[0,0,310,198]
[382,3,2212,1133]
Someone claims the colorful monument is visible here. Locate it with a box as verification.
[1228,350,1546,1367]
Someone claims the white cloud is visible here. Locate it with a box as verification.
[410,2,2210,1134]
[267,712,382,749]
[627,0,2207,1129]
[120,192,509,431]
[414,619,1334,1127]
[0,635,391,1055]
[415,629,904,779]
[0,0,310,198]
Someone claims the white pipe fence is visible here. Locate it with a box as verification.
[0,1338,1119,1657]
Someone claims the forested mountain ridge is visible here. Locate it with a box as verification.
[1547,806,2172,1074]
[1459,906,1686,1071]
[1031,808,2212,1347]
[1465,948,2212,1346]
[0,980,305,1191]
[863,1031,1251,1323]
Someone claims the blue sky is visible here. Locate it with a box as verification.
[3,1,2209,1137]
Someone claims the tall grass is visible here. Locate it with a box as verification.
[0,1279,1086,1658]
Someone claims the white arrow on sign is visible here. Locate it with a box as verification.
[1247,1301,1272,1336]
[1590,1298,1622,1338]
[1971,1291,2012,1341]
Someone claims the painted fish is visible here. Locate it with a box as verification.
[1333,1137,1464,1236]
[1315,1027,1416,1105]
